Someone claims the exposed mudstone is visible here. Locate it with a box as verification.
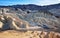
[0,15,30,31]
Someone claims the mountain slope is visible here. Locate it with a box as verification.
[0,3,60,17]
[0,8,60,32]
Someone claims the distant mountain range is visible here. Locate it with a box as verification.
[0,3,60,10]
[0,3,60,17]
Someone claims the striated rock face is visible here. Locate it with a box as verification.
[0,14,31,31]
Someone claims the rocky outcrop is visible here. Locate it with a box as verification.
[0,13,31,31]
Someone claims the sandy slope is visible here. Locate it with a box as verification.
[0,30,60,38]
